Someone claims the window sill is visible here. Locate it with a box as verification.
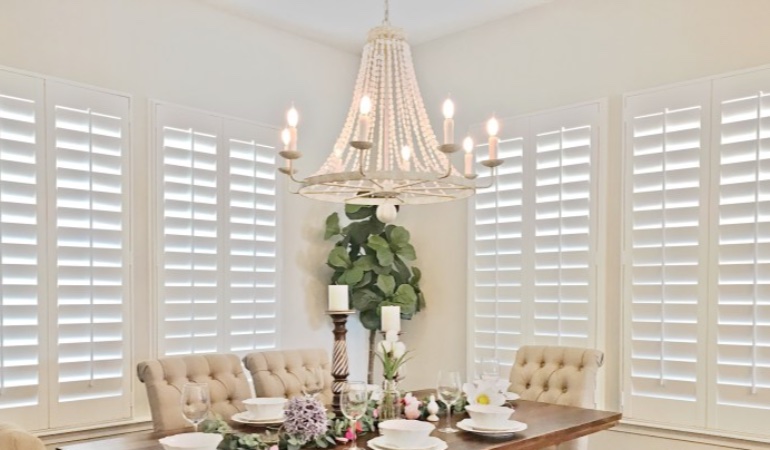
[38,418,153,448]
[609,419,770,450]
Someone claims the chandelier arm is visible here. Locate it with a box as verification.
[397,191,456,199]
[399,186,474,192]
[474,167,501,189]
[303,189,367,195]
[344,191,381,202]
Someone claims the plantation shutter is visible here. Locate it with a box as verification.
[155,104,279,356]
[470,102,601,378]
[471,117,528,377]
[710,68,770,435]
[157,107,220,356]
[46,81,131,426]
[622,82,710,426]
[0,70,46,430]
[224,120,278,353]
[530,106,598,348]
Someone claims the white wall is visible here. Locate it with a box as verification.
[0,0,360,425]
[409,0,770,448]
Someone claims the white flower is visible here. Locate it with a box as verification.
[385,330,399,343]
[463,380,506,406]
[392,341,406,359]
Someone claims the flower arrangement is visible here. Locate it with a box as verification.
[376,330,409,380]
[282,397,329,449]
[462,379,510,406]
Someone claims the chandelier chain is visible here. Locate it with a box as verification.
[383,0,390,25]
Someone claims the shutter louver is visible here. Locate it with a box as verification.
[623,83,710,427]
[711,70,770,435]
[225,121,278,353]
[0,70,45,430]
[47,82,130,426]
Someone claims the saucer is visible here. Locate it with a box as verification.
[457,418,527,436]
[368,436,446,450]
[231,411,285,425]
[504,392,520,401]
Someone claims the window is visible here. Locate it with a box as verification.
[469,102,603,378]
[153,103,279,357]
[622,66,770,437]
[0,69,130,430]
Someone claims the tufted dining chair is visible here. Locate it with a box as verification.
[243,348,334,406]
[137,353,252,431]
[0,422,45,450]
[508,345,604,450]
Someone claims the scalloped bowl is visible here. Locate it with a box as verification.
[159,432,223,450]
[465,404,514,429]
[378,419,435,447]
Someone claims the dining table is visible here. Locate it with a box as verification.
[57,390,621,450]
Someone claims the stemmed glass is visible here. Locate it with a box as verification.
[341,381,368,450]
[181,382,210,432]
[436,370,462,433]
[480,357,500,382]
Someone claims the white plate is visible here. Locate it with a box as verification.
[231,411,285,425]
[457,418,527,436]
[504,392,520,401]
[368,436,446,450]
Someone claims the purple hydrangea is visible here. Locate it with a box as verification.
[283,396,328,444]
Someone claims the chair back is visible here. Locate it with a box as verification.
[509,345,604,450]
[0,422,45,450]
[243,348,333,406]
[137,353,251,431]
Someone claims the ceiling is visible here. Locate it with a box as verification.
[196,0,552,53]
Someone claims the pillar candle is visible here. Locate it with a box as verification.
[381,305,401,332]
[328,285,349,311]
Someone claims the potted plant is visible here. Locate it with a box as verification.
[324,205,424,383]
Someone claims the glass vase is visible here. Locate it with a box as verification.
[379,379,401,422]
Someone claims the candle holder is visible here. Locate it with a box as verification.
[327,310,355,413]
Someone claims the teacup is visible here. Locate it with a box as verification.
[378,419,434,448]
[159,432,222,450]
[242,397,286,420]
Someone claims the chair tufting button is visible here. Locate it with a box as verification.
[540,362,545,368]
[525,383,530,389]
[562,388,568,393]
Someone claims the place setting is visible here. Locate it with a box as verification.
[231,397,287,426]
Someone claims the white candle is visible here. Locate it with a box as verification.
[328,285,349,311]
[442,98,455,145]
[358,95,372,142]
[287,106,299,151]
[486,117,499,161]
[281,128,291,151]
[463,136,474,177]
[381,305,401,332]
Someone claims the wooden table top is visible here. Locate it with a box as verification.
[58,396,621,450]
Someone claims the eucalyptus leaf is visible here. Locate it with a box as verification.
[324,213,341,240]
[360,308,381,330]
[352,289,379,311]
[340,266,364,285]
[345,204,375,220]
[355,271,373,289]
[353,254,376,271]
[388,225,410,247]
[372,263,392,275]
[395,243,416,261]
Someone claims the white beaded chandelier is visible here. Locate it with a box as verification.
[278,0,503,222]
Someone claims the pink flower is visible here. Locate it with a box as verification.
[373,408,379,419]
[269,446,279,450]
[345,428,356,441]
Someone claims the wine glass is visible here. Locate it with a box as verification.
[181,382,210,432]
[341,381,368,450]
[436,370,462,433]
[481,357,500,382]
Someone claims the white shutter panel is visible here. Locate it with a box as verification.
[157,107,220,356]
[46,82,130,426]
[710,68,770,434]
[0,70,46,430]
[471,117,528,378]
[530,106,598,348]
[224,120,278,353]
[623,83,710,426]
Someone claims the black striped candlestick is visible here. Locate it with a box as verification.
[327,310,355,413]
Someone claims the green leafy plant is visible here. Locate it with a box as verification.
[324,205,425,382]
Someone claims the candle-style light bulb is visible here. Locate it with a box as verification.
[358,95,372,141]
[442,98,455,145]
[401,145,412,161]
[442,98,455,119]
[487,116,500,161]
[463,136,474,177]
[287,106,299,128]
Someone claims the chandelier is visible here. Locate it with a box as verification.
[278,0,503,222]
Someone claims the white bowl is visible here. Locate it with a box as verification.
[159,432,223,450]
[242,397,286,420]
[465,404,514,429]
[378,419,435,448]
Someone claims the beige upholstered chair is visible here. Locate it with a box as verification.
[509,345,604,450]
[243,348,334,406]
[0,422,45,450]
[137,353,252,431]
